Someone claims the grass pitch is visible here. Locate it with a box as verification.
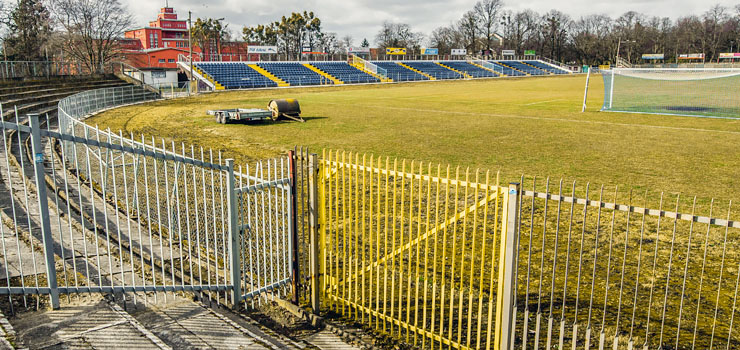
[90,74,740,201]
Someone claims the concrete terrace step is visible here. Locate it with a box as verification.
[11,295,171,349]
[0,77,121,95]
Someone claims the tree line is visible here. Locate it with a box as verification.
[380,1,740,64]
[0,0,133,72]
[1,0,739,69]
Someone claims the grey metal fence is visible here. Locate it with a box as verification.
[0,83,297,310]
[513,179,740,349]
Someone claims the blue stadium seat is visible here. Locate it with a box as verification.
[195,62,277,89]
[257,62,332,86]
[496,61,548,75]
[524,60,571,74]
[438,61,499,78]
[486,61,526,77]
[372,61,429,81]
[310,62,380,84]
[402,62,463,80]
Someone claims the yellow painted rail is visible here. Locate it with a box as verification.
[318,150,512,349]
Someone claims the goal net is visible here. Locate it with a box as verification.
[601,68,740,119]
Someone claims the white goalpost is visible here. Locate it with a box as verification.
[601,68,740,119]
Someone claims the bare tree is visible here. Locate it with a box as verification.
[702,5,729,60]
[429,24,464,53]
[459,10,479,53]
[375,21,424,51]
[501,9,538,53]
[474,0,503,54]
[49,0,132,73]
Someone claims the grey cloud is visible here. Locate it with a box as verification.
[124,0,739,45]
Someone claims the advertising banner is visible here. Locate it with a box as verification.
[347,47,370,54]
[386,47,407,55]
[719,53,740,59]
[678,53,705,60]
[502,49,516,56]
[421,48,439,55]
[641,53,665,60]
[451,49,467,56]
[248,46,278,54]
[524,50,536,55]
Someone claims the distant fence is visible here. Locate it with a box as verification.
[313,151,740,349]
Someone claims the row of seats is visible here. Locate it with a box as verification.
[524,60,571,74]
[311,62,380,84]
[197,63,277,89]
[257,62,331,86]
[373,61,429,81]
[194,60,570,89]
[498,61,548,75]
[439,61,499,78]
[402,62,463,80]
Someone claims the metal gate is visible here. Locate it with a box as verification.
[0,111,295,310]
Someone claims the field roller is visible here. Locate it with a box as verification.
[268,99,304,122]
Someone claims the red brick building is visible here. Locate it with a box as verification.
[122,6,254,70]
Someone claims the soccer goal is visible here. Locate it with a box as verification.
[600,68,740,119]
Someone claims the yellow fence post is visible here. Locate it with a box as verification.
[495,183,521,350]
[309,153,321,313]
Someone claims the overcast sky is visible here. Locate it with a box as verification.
[126,0,739,46]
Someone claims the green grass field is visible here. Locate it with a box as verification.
[90,74,740,202]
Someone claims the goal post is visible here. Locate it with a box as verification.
[601,68,740,119]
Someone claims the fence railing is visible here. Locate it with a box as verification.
[514,181,740,349]
[314,150,740,349]
[317,150,520,349]
[0,112,296,310]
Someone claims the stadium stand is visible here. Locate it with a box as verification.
[192,60,571,90]
[439,61,499,78]
[310,62,380,84]
[196,62,277,89]
[497,60,548,75]
[524,60,571,74]
[373,62,430,81]
[257,62,331,86]
[403,61,463,79]
[486,61,526,77]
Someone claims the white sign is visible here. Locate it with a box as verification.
[451,49,467,56]
[502,49,516,56]
[247,46,278,54]
[347,47,370,54]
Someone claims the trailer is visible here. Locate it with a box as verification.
[207,108,273,124]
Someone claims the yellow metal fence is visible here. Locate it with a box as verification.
[318,150,518,349]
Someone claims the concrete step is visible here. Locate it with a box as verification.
[10,294,171,349]
[122,296,305,350]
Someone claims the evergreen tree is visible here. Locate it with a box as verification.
[5,0,51,61]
